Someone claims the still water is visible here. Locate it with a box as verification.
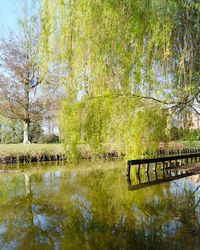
[0,160,199,250]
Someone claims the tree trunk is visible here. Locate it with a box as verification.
[23,75,30,144]
[23,120,30,144]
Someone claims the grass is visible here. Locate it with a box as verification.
[0,143,65,157]
[0,141,200,158]
[167,140,200,149]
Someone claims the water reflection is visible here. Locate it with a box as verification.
[0,160,199,250]
[127,169,195,191]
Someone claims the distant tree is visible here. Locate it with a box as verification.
[0,0,45,144]
[0,32,43,144]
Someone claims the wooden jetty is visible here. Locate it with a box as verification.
[126,148,200,176]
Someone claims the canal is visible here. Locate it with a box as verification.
[0,160,199,250]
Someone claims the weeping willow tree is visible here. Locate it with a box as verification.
[39,0,200,159]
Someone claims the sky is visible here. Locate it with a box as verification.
[0,0,34,33]
[0,0,20,31]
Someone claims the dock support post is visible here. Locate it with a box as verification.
[137,164,141,175]
[136,174,141,183]
[126,151,200,178]
[147,172,150,181]
[155,170,158,180]
[145,163,150,173]
[153,162,157,172]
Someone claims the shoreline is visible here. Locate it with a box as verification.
[0,153,66,164]
[1,141,200,165]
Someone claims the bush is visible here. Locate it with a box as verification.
[29,122,43,143]
[170,127,200,141]
[39,134,60,143]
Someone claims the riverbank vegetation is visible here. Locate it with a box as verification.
[0,144,65,164]
[1,141,200,164]
[0,144,64,157]
[0,0,199,160]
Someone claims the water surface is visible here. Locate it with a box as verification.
[0,160,199,250]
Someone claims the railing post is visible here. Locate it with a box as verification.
[127,149,200,178]
[126,161,131,176]
[136,173,141,183]
[137,164,141,175]
[153,162,157,172]
[146,163,150,173]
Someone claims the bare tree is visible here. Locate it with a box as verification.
[0,33,42,143]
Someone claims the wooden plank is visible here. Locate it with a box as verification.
[128,153,200,166]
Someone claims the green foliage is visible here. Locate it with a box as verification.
[170,127,200,141]
[0,118,45,144]
[0,118,23,144]
[59,100,84,159]
[126,106,167,158]
[59,95,167,158]
[169,126,182,141]
[40,0,175,92]
[39,0,199,158]
[29,122,43,143]
[40,134,60,143]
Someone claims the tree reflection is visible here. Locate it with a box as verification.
[0,164,199,250]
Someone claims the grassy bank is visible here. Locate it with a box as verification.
[0,144,65,156]
[0,144,66,164]
[167,141,200,149]
[0,141,200,164]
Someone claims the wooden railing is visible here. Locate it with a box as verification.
[126,148,200,176]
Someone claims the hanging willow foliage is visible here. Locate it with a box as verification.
[39,0,199,159]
